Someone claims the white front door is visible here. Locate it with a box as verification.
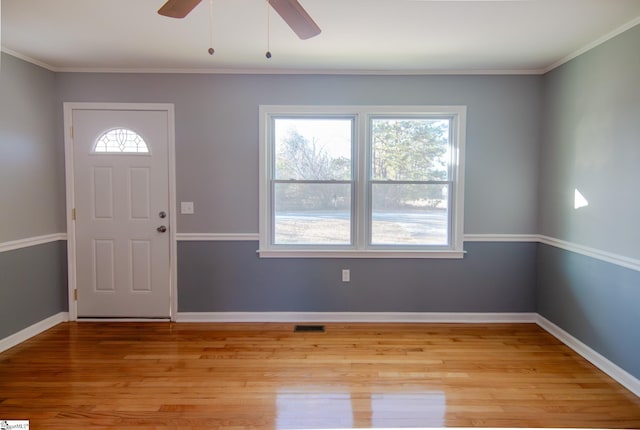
[71,107,171,318]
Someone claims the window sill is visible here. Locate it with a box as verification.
[257,249,466,259]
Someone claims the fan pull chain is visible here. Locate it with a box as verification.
[208,0,215,55]
[265,0,272,59]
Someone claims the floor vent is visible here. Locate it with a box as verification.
[294,324,325,333]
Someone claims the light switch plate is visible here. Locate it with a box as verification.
[181,201,194,214]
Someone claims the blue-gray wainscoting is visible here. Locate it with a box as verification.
[0,241,68,339]
[537,243,640,380]
[177,241,537,313]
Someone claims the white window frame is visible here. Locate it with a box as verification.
[259,105,466,258]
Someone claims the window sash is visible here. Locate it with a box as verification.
[368,181,453,247]
[271,180,355,247]
[272,115,355,181]
[369,115,452,182]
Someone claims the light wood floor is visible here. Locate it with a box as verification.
[0,322,639,429]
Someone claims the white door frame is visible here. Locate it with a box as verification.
[63,102,177,321]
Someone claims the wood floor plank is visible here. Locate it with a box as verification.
[0,322,639,429]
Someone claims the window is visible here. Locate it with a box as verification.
[259,106,466,258]
[93,128,149,153]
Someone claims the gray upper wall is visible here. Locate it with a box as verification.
[0,53,65,242]
[55,73,541,236]
[540,24,640,260]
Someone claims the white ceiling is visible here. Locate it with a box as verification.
[2,0,640,74]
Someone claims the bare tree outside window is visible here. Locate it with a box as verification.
[273,118,353,244]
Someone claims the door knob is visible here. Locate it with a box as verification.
[157,225,167,233]
[159,211,167,219]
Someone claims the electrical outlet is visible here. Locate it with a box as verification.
[342,269,350,282]
[181,201,194,214]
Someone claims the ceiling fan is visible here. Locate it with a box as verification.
[157,0,321,40]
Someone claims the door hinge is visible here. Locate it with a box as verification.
[72,208,76,221]
[74,289,78,301]
[70,126,74,139]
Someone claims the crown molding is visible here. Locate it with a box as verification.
[543,16,640,74]
[1,47,57,71]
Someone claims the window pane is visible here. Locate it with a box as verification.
[371,118,449,181]
[371,183,449,245]
[274,183,351,244]
[94,128,149,153]
[274,118,352,180]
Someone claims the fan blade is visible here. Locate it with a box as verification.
[158,0,202,18]
[268,0,321,40]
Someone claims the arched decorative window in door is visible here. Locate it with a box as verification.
[93,128,150,154]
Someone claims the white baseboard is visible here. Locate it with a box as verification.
[536,315,640,398]
[174,311,538,323]
[0,312,69,353]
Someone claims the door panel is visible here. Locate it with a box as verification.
[94,239,115,292]
[93,167,114,219]
[73,109,170,317]
[130,168,151,219]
